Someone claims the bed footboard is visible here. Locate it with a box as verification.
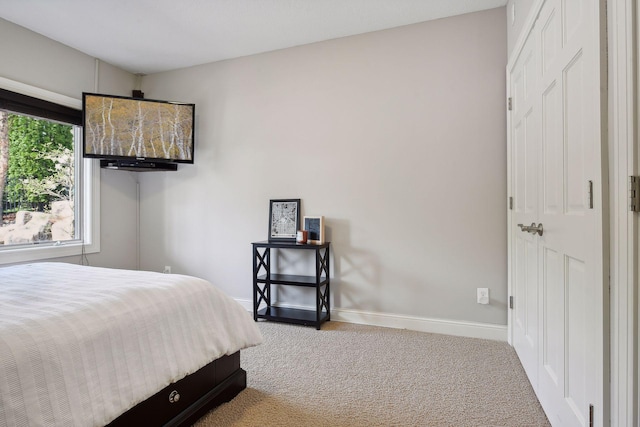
[108,351,245,427]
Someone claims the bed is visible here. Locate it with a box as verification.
[0,262,263,426]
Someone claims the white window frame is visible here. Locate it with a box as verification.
[0,77,100,264]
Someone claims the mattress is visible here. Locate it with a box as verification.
[0,262,262,427]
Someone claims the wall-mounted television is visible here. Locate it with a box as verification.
[82,93,195,170]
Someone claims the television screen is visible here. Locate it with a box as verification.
[82,93,195,163]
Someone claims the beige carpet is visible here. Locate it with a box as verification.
[195,321,550,427]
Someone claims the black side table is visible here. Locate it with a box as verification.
[252,241,330,330]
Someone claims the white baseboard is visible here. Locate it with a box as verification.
[235,299,507,342]
[332,307,507,341]
[236,298,253,311]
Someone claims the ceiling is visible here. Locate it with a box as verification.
[0,0,507,75]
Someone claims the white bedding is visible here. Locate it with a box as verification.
[0,262,262,427]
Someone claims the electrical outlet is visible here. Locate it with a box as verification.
[477,288,489,304]
[163,266,171,274]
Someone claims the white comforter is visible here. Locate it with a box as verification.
[0,262,262,427]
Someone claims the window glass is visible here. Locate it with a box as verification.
[0,111,79,247]
[0,84,99,264]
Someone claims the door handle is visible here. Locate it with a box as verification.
[517,223,544,236]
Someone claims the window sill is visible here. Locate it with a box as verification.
[0,240,100,265]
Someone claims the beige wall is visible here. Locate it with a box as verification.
[140,8,508,326]
[0,18,139,269]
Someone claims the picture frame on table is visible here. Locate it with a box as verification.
[303,216,325,244]
[268,199,301,242]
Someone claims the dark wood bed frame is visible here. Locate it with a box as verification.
[107,351,245,427]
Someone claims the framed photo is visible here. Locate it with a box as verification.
[269,199,301,242]
[303,216,325,244]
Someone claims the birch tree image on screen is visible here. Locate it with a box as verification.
[84,95,193,161]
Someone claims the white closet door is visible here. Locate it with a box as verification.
[536,0,605,424]
[510,28,541,392]
[509,0,605,425]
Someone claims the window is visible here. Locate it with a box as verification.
[0,80,99,264]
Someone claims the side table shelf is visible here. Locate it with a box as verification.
[252,241,330,330]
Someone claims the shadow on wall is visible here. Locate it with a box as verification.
[268,218,381,312]
[326,218,381,312]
